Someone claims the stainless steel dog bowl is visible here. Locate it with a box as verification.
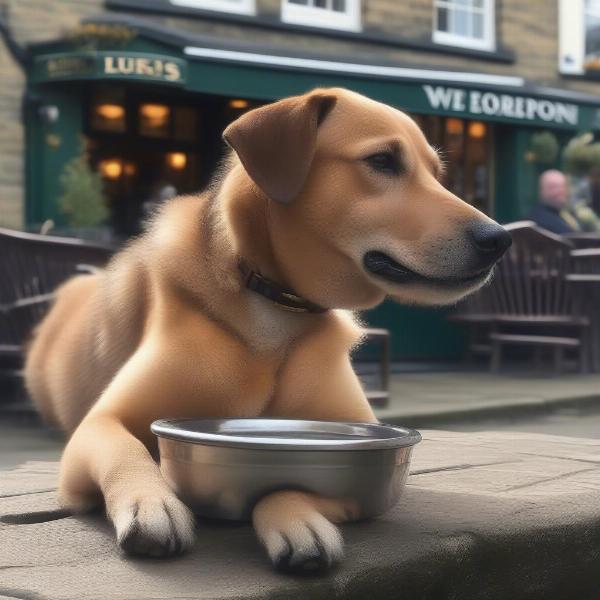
[151,418,421,521]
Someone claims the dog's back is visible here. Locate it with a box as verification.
[25,273,101,429]
[24,241,149,432]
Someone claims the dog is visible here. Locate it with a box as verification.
[24,87,511,572]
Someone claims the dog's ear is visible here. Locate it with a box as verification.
[223,92,337,204]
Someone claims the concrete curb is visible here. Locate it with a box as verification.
[378,393,600,427]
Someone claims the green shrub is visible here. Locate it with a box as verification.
[58,154,109,227]
[528,131,559,165]
[563,133,600,177]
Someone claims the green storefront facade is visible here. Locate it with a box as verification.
[24,21,600,360]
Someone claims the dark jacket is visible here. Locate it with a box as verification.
[527,203,576,235]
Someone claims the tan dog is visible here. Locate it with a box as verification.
[24,88,510,572]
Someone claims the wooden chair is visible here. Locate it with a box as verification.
[563,232,600,249]
[0,228,114,366]
[488,222,589,373]
[361,328,390,407]
[448,282,495,361]
[567,248,600,372]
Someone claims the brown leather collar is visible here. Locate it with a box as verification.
[238,259,328,314]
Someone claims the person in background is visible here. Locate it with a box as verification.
[528,170,580,234]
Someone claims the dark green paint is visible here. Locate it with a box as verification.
[24,35,600,360]
[25,85,84,228]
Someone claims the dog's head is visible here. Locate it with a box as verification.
[223,88,511,309]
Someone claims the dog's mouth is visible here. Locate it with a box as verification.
[362,251,491,287]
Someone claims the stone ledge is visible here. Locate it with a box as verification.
[1,431,600,599]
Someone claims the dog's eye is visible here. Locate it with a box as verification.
[364,152,402,176]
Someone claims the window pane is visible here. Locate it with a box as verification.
[473,0,484,8]
[452,8,471,37]
[288,0,306,5]
[332,0,346,11]
[587,0,600,14]
[174,107,197,142]
[139,104,170,138]
[314,0,327,7]
[585,14,600,59]
[437,7,448,32]
[473,13,484,39]
[91,90,126,134]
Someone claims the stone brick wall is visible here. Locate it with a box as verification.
[0,0,102,229]
[140,0,600,95]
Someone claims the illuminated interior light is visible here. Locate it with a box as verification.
[468,121,487,139]
[167,152,187,170]
[99,159,123,179]
[123,162,137,176]
[229,98,249,110]
[96,104,125,120]
[140,104,170,126]
[445,118,464,135]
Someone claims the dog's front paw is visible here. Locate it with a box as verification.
[259,512,344,573]
[253,493,344,573]
[112,494,195,558]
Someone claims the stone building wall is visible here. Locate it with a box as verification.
[0,0,102,229]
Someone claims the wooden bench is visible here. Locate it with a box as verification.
[451,222,589,373]
[0,227,113,368]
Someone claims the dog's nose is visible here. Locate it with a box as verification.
[468,221,512,263]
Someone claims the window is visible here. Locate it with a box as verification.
[413,114,493,215]
[281,0,361,32]
[585,0,600,69]
[433,0,495,51]
[169,0,255,15]
[559,0,600,75]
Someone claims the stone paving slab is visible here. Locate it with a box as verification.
[2,431,600,600]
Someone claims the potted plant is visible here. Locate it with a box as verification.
[58,152,112,242]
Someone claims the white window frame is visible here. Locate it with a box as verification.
[170,0,255,16]
[433,0,495,52]
[281,0,361,33]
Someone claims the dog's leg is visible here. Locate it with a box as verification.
[253,490,358,573]
[259,328,378,572]
[57,344,201,557]
[60,414,195,557]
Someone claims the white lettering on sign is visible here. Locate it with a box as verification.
[423,85,578,126]
[103,56,182,82]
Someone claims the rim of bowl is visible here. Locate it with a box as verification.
[150,418,422,451]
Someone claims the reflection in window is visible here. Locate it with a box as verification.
[585,0,600,69]
[433,0,495,51]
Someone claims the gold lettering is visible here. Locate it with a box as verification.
[164,62,181,82]
[136,58,153,76]
[116,57,134,75]
[104,56,118,74]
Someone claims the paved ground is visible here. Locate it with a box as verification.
[0,422,63,470]
[3,431,600,599]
